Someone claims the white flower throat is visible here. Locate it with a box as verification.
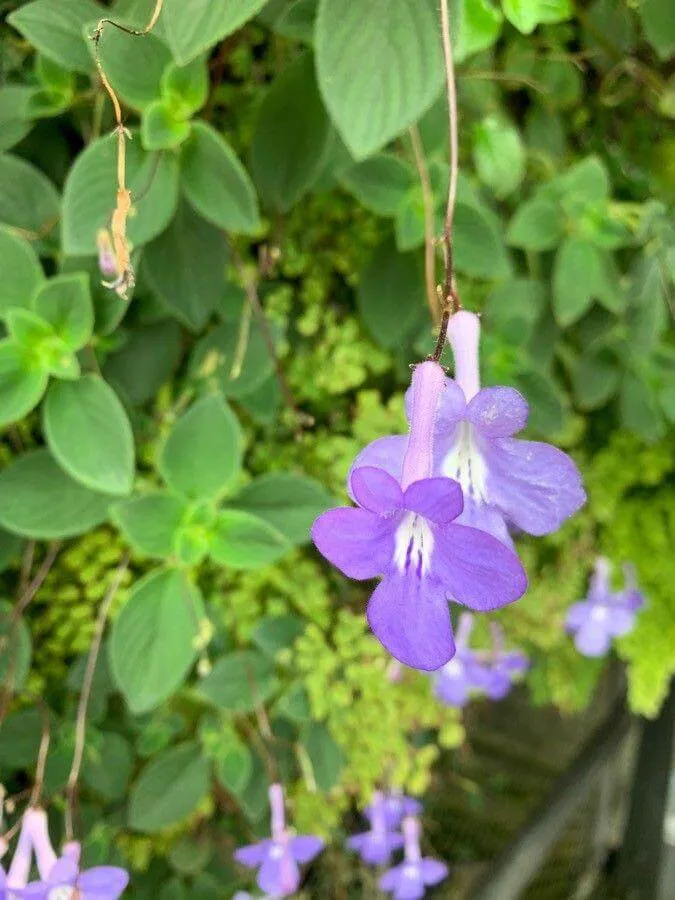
[394,513,434,577]
[441,422,488,503]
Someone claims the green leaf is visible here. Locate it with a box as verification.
[128,741,209,832]
[43,375,135,496]
[269,0,318,42]
[503,0,572,33]
[553,237,617,326]
[141,100,191,151]
[190,321,277,399]
[214,735,253,794]
[142,200,229,331]
[229,473,334,545]
[316,0,443,159]
[211,510,290,569]
[452,0,503,62]
[8,0,101,73]
[159,394,242,502]
[300,722,344,791]
[160,0,269,65]
[0,340,48,426]
[473,114,525,198]
[571,353,620,410]
[0,449,111,539]
[640,0,675,60]
[33,273,94,350]
[161,57,209,119]
[5,308,79,380]
[113,493,187,558]
[0,227,45,313]
[0,153,60,238]
[338,154,414,217]
[620,371,665,441]
[62,131,179,255]
[181,121,261,235]
[506,197,565,251]
[251,53,332,212]
[515,368,567,436]
[251,615,306,658]
[357,238,426,348]
[0,709,42,770]
[83,731,134,800]
[93,23,170,111]
[454,202,511,278]
[0,600,32,693]
[110,568,203,714]
[103,320,183,405]
[0,530,23,575]
[0,87,34,152]
[484,279,545,345]
[198,651,279,712]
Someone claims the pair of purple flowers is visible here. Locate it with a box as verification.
[433,613,528,708]
[313,311,585,671]
[0,807,128,898]
[348,793,447,899]
[234,784,323,898]
[566,557,645,657]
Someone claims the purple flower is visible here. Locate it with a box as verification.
[432,614,492,707]
[350,312,586,547]
[372,792,423,831]
[234,784,323,897]
[566,558,645,657]
[478,624,529,700]
[379,817,448,900]
[21,842,129,899]
[347,791,405,865]
[96,229,118,278]
[313,361,527,671]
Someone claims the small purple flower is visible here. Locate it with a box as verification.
[478,624,529,701]
[96,229,118,278]
[379,817,448,900]
[21,842,129,899]
[432,614,492,708]
[350,312,586,547]
[347,791,405,865]
[313,361,527,671]
[234,784,323,897]
[372,792,423,831]
[566,558,645,657]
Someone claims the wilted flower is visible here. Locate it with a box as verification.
[347,791,405,866]
[350,311,585,547]
[313,361,527,670]
[566,558,645,657]
[379,816,448,899]
[96,229,118,278]
[234,783,323,897]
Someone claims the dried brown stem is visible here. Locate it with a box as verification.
[65,554,129,841]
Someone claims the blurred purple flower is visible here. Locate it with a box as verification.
[433,614,491,708]
[347,791,406,866]
[21,841,128,899]
[379,817,448,900]
[478,623,529,700]
[373,792,423,831]
[566,558,645,657]
[313,361,527,671]
[350,311,586,548]
[234,784,323,897]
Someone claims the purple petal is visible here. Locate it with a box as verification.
[566,601,592,631]
[434,668,472,707]
[312,507,394,580]
[48,856,78,886]
[466,387,528,438]
[406,377,467,433]
[258,849,299,896]
[481,437,586,536]
[402,478,463,524]
[605,607,636,637]
[14,884,48,899]
[456,497,514,548]
[77,866,129,898]
[500,651,529,674]
[379,863,405,892]
[573,622,612,657]
[234,840,271,869]
[367,573,455,671]
[479,668,513,701]
[348,436,407,500]
[289,835,323,864]
[347,831,403,865]
[434,524,528,612]
[351,467,403,515]
[420,858,449,885]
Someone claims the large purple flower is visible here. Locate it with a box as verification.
[234,784,323,897]
[379,817,448,900]
[347,791,405,866]
[350,312,586,546]
[432,614,492,707]
[20,843,128,899]
[314,360,527,671]
[566,558,645,657]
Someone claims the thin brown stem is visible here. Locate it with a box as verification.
[64,554,129,841]
[408,126,440,324]
[28,696,52,807]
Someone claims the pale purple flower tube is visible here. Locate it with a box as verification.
[379,816,448,899]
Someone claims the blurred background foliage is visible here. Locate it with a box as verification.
[0,0,673,895]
